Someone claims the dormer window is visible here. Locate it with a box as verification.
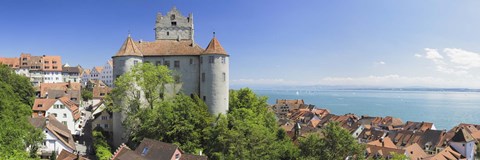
[141,147,149,156]
[38,104,43,108]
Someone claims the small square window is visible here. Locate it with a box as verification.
[164,61,170,68]
[209,56,214,63]
[174,61,180,68]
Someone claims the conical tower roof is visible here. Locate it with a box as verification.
[114,35,143,57]
[203,36,227,55]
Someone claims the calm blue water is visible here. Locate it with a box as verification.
[254,89,480,130]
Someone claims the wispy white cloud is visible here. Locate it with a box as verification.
[443,48,480,69]
[414,54,422,58]
[418,48,480,75]
[375,61,386,65]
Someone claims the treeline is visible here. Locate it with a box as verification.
[0,65,43,159]
[106,63,364,160]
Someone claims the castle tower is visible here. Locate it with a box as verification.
[111,34,143,147]
[155,6,194,41]
[200,34,229,115]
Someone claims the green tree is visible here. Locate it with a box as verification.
[131,94,213,153]
[299,122,365,160]
[93,130,112,160]
[81,88,93,101]
[107,63,174,144]
[0,64,35,106]
[390,152,408,160]
[0,64,44,159]
[205,88,299,160]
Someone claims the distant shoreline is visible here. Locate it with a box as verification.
[250,88,480,93]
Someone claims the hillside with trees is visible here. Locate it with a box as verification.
[0,64,43,159]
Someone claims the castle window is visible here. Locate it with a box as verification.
[156,61,161,66]
[221,57,225,63]
[167,32,170,36]
[174,60,180,68]
[209,56,214,63]
[44,61,49,64]
[164,61,170,68]
[200,57,203,64]
[202,73,205,82]
[171,22,177,26]
[223,72,226,81]
[170,14,175,20]
[189,58,193,64]
[22,58,27,61]
[52,61,57,64]
[203,96,206,102]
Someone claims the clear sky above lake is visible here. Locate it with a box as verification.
[2,0,480,88]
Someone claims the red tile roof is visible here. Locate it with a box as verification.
[0,57,20,68]
[203,37,227,55]
[32,99,57,112]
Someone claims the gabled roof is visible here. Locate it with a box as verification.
[32,98,58,111]
[62,66,81,73]
[93,66,104,73]
[365,144,405,159]
[426,146,463,160]
[57,149,89,160]
[367,137,397,149]
[29,115,76,150]
[203,37,227,55]
[40,82,81,98]
[83,69,91,75]
[59,96,81,120]
[111,143,131,160]
[404,143,428,160]
[133,138,181,159]
[451,128,475,142]
[115,36,143,57]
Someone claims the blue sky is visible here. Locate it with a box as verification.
[2,0,480,88]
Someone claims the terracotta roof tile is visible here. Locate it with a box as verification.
[115,36,143,57]
[32,98,57,112]
[136,40,204,56]
[367,137,397,149]
[203,37,227,55]
[404,143,428,160]
[30,115,76,150]
[0,57,20,68]
[59,96,81,121]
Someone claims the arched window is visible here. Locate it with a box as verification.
[170,14,175,20]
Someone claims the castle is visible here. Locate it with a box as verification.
[111,7,229,146]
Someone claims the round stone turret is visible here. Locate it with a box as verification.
[199,36,229,115]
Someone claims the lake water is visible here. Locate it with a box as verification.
[254,89,480,130]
